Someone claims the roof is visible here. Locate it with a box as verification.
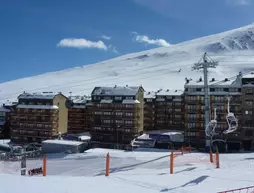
[91,86,143,96]
[18,92,67,100]
[69,95,91,104]
[144,91,156,99]
[42,139,84,146]
[0,106,11,112]
[156,89,184,96]
[122,99,140,104]
[185,76,241,88]
[16,105,59,110]
[242,72,254,79]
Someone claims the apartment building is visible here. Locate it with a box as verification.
[143,90,185,132]
[67,96,93,134]
[240,73,254,150]
[184,73,242,150]
[144,91,156,131]
[90,85,144,149]
[154,89,185,131]
[0,105,11,139]
[10,92,68,143]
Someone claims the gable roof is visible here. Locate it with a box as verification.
[18,92,67,100]
[91,86,144,96]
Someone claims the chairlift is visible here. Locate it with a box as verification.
[223,97,238,134]
[205,107,218,137]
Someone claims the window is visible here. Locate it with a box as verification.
[246,89,253,95]
[246,100,253,106]
[214,96,225,101]
[115,120,123,124]
[125,96,134,100]
[174,115,181,118]
[115,96,122,100]
[125,104,133,108]
[94,112,101,115]
[102,120,111,124]
[245,110,253,115]
[125,120,133,124]
[124,129,131,133]
[0,112,5,116]
[245,130,253,137]
[116,112,123,116]
[187,96,197,101]
[126,112,133,116]
[146,99,153,102]
[103,112,111,115]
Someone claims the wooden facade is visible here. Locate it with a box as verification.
[10,92,68,143]
[184,74,243,150]
[90,86,144,149]
[0,105,11,139]
[67,96,93,134]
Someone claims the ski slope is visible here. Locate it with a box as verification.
[1,24,254,103]
[0,148,254,193]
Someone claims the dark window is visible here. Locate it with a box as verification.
[210,88,215,92]
[245,130,253,137]
[223,88,229,92]
[196,88,202,92]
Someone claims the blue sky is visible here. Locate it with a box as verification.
[1,0,254,82]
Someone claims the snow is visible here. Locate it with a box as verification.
[16,105,59,110]
[0,106,11,112]
[42,139,83,146]
[18,92,60,100]
[78,136,91,141]
[0,148,254,192]
[2,25,254,103]
[100,99,113,103]
[122,99,140,104]
[72,105,86,108]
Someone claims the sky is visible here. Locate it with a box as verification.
[0,0,254,82]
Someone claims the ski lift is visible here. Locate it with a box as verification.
[223,97,238,134]
[205,107,218,137]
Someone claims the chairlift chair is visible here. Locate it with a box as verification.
[223,97,238,134]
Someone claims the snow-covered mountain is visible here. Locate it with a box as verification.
[1,24,254,103]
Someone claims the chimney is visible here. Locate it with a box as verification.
[175,90,177,92]
[126,84,128,87]
[114,85,117,88]
[199,77,202,82]
[166,89,169,92]
[211,78,215,82]
[224,78,229,82]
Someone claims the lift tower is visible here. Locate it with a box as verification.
[192,53,218,150]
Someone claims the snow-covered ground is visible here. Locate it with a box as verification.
[1,24,254,103]
[1,148,254,193]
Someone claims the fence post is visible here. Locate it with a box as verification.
[216,151,220,168]
[181,146,183,155]
[43,155,47,176]
[170,151,174,174]
[210,151,213,163]
[105,153,110,176]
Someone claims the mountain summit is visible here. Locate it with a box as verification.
[1,24,254,103]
